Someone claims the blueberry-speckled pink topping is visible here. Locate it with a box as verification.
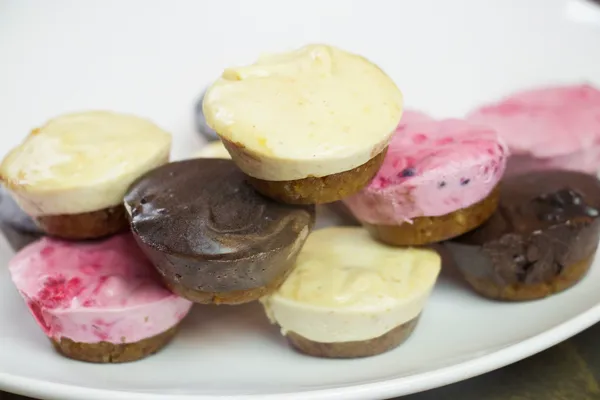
[343,113,508,224]
[9,234,192,344]
[468,84,600,159]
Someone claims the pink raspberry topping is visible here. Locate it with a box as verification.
[8,233,193,343]
[37,275,84,309]
[468,84,600,158]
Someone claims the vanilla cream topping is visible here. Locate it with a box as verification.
[203,44,403,181]
[0,111,171,216]
[193,141,231,159]
[260,227,440,343]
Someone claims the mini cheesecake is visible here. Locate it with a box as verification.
[0,111,172,240]
[446,170,600,301]
[8,234,192,363]
[344,116,507,245]
[203,44,403,204]
[124,159,316,305]
[261,227,441,358]
[468,84,600,176]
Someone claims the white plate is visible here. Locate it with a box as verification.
[1,0,600,399]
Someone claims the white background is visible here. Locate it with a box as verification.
[1,0,599,160]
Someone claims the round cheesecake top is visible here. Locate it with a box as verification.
[8,234,192,343]
[124,159,315,260]
[261,227,440,342]
[0,111,172,216]
[194,141,231,159]
[468,84,600,158]
[203,44,403,181]
[343,117,508,224]
[456,169,600,244]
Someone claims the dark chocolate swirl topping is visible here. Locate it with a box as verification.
[124,159,315,260]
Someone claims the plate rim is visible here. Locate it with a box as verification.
[1,299,600,400]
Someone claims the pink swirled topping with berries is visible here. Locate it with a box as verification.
[9,233,192,344]
[343,113,508,224]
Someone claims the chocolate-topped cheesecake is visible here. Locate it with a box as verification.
[445,170,600,301]
[124,159,316,305]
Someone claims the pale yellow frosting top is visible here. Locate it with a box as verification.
[203,44,403,181]
[0,111,171,216]
[261,227,440,342]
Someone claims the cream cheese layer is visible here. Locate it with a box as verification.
[261,227,440,342]
[0,111,171,216]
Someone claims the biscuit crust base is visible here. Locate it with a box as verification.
[35,204,129,240]
[246,148,387,205]
[165,269,291,305]
[364,187,500,246]
[463,252,594,301]
[51,325,178,363]
[285,316,420,359]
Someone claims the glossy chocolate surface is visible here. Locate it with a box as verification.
[124,159,315,293]
[446,170,600,285]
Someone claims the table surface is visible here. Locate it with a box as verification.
[2,321,600,400]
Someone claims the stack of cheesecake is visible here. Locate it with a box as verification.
[2,44,600,363]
